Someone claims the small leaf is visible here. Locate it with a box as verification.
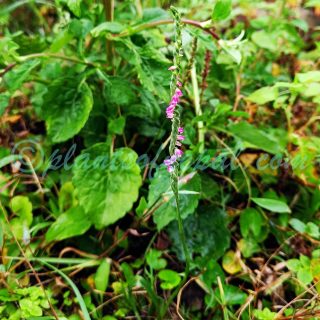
[212,0,232,21]
[95,259,111,292]
[146,249,167,270]
[247,86,278,105]
[45,206,91,242]
[240,208,264,238]
[67,0,81,17]
[222,250,242,274]
[108,116,126,135]
[252,198,291,213]
[287,259,301,272]
[297,268,313,285]
[158,270,181,290]
[10,196,33,226]
[289,218,306,233]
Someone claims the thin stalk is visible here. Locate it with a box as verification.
[102,0,115,69]
[112,18,219,40]
[19,53,99,67]
[191,60,204,153]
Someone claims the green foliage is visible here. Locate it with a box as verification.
[72,145,142,229]
[0,0,319,318]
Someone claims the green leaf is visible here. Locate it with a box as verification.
[252,198,291,213]
[105,77,137,107]
[158,270,181,290]
[297,268,313,285]
[289,218,306,233]
[254,308,277,320]
[0,92,10,116]
[247,86,278,105]
[305,222,320,239]
[0,154,22,169]
[95,258,111,292]
[10,196,33,226]
[148,168,201,230]
[228,122,284,154]
[287,259,301,272]
[238,238,260,258]
[240,208,264,238]
[41,77,93,143]
[146,249,167,270]
[252,30,278,52]
[45,206,91,242]
[67,0,81,17]
[168,207,230,262]
[214,284,247,305]
[108,116,126,135]
[212,0,232,21]
[91,22,125,37]
[296,71,320,83]
[72,145,142,229]
[4,60,39,93]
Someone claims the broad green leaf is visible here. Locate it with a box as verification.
[105,77,137,107]
[240,208,264,238]
[45,206,91,242]
[228,122,284,154]
[148,168,201,230]
[296,71,320,83]
[252,30,278,52]
[95,259,111,292]
[67,0,81,17]
[247,86,278,105]
[252,197,291,213]
[212,0,232,21]
[41,77,93,143]
[168,207,230,262]
[158,270,181,290]
[10,196,33,226]
[3,60,39,92]
[146,249,167,270]
[72,145,142,229]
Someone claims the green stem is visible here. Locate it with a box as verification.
[102,0,115,69]
[112,18,219,40]
[191,60,204,153]
[19,53,100,68]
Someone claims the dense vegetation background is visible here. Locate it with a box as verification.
[0,0,320,319]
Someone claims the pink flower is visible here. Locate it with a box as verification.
[178,127,184,134]
[177,81,182,87]
[168,65,177,71]
[177,135,185,141]
[175,149,183,157]
[167,165,174,173]
[175,88,183,97]
[176,141,182,147]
